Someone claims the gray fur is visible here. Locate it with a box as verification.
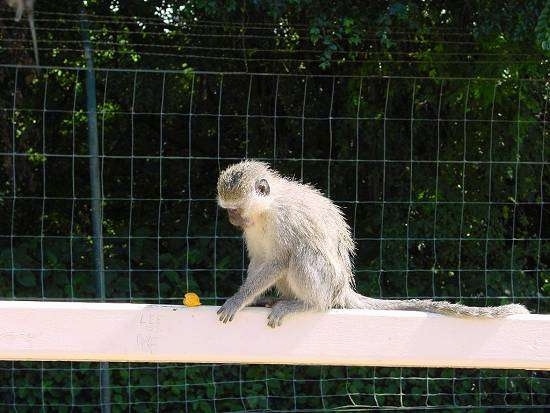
[216,160,529,327]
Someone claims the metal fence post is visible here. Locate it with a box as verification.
[80,12,110,413]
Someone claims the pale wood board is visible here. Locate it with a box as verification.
[0,301,548,369]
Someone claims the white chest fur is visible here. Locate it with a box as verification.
[244,219,275,262]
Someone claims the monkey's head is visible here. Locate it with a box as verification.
[217,160,275,229]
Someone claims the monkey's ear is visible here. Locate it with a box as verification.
[255,178,270,196]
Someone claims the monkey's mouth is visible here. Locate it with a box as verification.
[227,208,239,222]
[226,208,251,228]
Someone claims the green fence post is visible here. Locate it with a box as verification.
[81,11,110,413]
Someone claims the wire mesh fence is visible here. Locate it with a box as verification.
[0,64,548,411]
[0,5,549,412]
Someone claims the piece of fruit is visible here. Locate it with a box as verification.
[183,292,201,307]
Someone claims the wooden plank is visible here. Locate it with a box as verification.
[0,301,548,369]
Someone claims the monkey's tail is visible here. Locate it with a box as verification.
[344,291,529,318]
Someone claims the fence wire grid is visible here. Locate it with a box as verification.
[0,64,548,412]
[0,6,549,413]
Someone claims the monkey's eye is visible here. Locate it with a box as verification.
[255,178,270,196]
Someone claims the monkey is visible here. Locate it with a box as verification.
[6,0,40,67]
[216,160,529,327]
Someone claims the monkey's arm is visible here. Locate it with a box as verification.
[217,260,283,323]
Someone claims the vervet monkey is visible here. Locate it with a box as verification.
[216,160,529,327]
[6,0,39,66]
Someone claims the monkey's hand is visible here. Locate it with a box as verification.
[217,261,283,324]
[217,294,245,323]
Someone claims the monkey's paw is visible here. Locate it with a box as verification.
[267,306,287,328]
[217,296,243,323]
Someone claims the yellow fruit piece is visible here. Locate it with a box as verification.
[183,292,201,307]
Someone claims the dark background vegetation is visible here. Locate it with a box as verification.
[0,0,549,411]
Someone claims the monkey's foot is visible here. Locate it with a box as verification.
[217,295,244,323]
[267,300,307,328]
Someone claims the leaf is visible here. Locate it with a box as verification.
[535,0,550,51]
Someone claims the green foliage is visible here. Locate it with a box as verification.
[536,0,550,50]
[0,0,549,411]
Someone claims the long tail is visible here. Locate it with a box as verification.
[344,291,528,317]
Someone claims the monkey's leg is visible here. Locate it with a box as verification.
[267,299,308,328]
[217,261,282,323]
[251,296,280,307]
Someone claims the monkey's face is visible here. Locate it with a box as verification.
[217,162,272,229]
[225,207,249,228]
[218,179,270,229]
